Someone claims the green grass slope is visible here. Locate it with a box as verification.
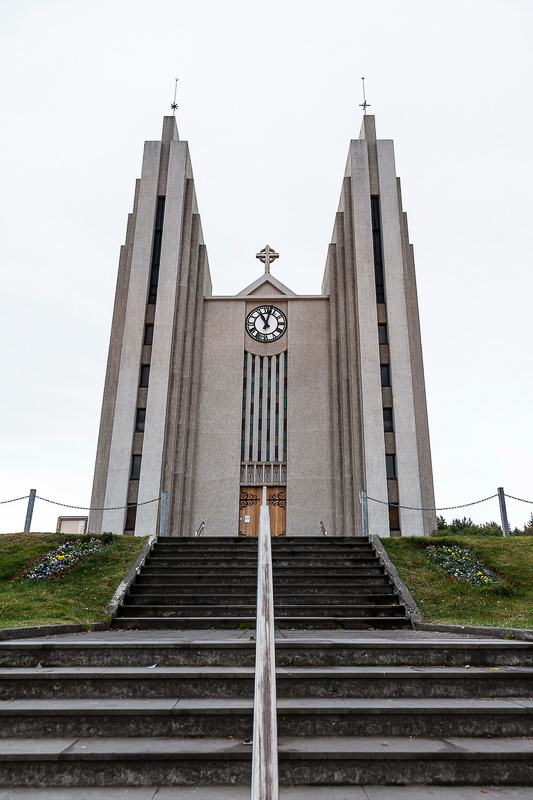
[0,532,146,629]
[381,536,533,629]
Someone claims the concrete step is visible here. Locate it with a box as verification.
[134,575,392,588]
[111,616,411,631]
[5,786,533,799]
[274,641,533,667]
[1,736,532,787]
[2,697,531,739]
[275,736,533,785]
[145,558,258,567]
[134,576,259,586]
[0,642,257,668]
[125,593,399,606]
[116,604,406,619]
[110,617,258,631]
[3,639,533,669]
[146,556,380,567]
[0,737,252,787]
[137,566,386,577]
[116,605,258,618]
[3,665,531,700]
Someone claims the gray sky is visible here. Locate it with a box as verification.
[1,0,532,533]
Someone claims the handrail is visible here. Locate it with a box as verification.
[194,521,205,537]
[251,486,278,800]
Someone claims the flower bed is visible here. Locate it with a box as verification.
[426,544,501,586]
[18,538,106,581]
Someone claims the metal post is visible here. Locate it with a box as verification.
[497,487,510,537]
[159,491,168,538]
[24,489,36,533]
[360,490,369,537]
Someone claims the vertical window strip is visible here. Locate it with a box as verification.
[258,357,263,461]
[148,197,166,304]
[252,355,260,461]
[278,351,285,463]
[275,356,280,461]
[267,356,270,461]
[283,354,288,457]
[371,196,385,304]
[241,354,248,460]
[249,355,255,461]
[261,357,268,464]
[241,351,287,465]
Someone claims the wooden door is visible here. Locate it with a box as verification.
[238,487,261,537]
[267,487,286,537]
[238,486,286,537]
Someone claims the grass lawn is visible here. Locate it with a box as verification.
[0,532,146,629]
[381,535,533,630]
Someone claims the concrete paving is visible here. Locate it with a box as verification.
[2,786,533,799]
[0,627,524,645]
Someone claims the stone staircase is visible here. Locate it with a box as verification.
[112,535,410,630]
[0,632,532,788]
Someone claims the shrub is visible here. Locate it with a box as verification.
[431,518,502,537]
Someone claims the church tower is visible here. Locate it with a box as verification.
[89,115,435,538]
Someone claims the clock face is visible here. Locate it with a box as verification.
[245,305,287,342]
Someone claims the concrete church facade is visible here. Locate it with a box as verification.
[89,115,435,539]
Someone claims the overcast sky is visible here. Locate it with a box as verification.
[1,0,532,533]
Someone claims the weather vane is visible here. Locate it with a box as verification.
[170,77,179,115]
[359,76,370,114]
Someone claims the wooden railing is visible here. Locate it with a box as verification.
[251,486,278,799]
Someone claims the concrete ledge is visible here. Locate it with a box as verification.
[415,622,533,642]
[0,622,109,641]
[106,533,157,617]
[370,535,421,624]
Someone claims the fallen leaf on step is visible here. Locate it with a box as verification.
[489,667,499,670]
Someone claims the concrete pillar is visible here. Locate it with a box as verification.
[135,139,189,536]
[348,139,390,536]
[377,140,424,537]
[101,141,162,534]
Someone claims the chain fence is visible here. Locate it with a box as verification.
[1,490,532,514]
[0,495,160,511]
[366,493,500,512]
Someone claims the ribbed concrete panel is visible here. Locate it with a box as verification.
[190,300,244,536]
[330,213,356,535]
[102,141,162,534]
[89,182,140,533]
[136,138,189,537]
[285,300,333,536]
[377,140,424,536]
[348,140,390,537]
[400,192,436,535]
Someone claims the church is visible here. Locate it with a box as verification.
[89,114,435,539]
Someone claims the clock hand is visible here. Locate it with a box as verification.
[263,305,273,329]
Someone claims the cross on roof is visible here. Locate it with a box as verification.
[256,245,279,274]
[359,75,370,115]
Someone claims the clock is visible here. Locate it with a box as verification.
[245,305,287,342]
